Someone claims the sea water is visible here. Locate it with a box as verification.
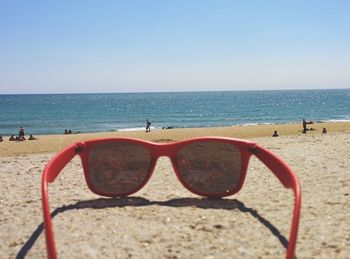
[0,89,349,135]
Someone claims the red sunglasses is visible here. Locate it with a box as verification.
[42,137,301,259]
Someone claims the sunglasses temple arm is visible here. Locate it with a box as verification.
[41,144,78,259]
[252,144,301,259]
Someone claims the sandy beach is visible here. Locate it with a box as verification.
[1,122,350,258]
[1,121,350,157]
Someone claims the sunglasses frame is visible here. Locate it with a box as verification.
[42,136,301,259]
[79,137,251,198]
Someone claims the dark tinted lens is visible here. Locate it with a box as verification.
[88,141,151,195]
[176,141,242,195]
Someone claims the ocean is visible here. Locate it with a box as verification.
[0,89,349,135]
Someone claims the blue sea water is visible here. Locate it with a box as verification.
[0,89,349,135]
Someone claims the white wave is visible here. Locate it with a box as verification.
[117,126,156,132]
[324,119,350,123]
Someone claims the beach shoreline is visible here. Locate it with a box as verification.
[1,121,350,157]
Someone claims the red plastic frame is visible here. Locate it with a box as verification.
[42,137,301,259]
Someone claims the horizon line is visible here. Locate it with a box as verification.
[1,87,349,95]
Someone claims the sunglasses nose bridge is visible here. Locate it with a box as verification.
[151,143,178,159]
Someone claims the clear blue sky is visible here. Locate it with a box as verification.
[1,0,349,93]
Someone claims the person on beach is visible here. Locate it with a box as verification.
[322,128,327,134]
[28,134,37,140]
[0,136,3,142]
[9,134,15,141]
[146,119,152,132]
[272,130,279,137]
[18,126,25,140]
[302,119,313,133]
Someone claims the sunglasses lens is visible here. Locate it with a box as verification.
[87,141,151,196]
[176,141,242,195]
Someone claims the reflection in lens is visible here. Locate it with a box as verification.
[176,141,242,195]
[88,141,151,195]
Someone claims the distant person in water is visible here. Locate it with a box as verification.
[64,129,76,134]
[146,119,152,132]
[272,130,279,137]
[28,134,37,140]
[322,128,327,134]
